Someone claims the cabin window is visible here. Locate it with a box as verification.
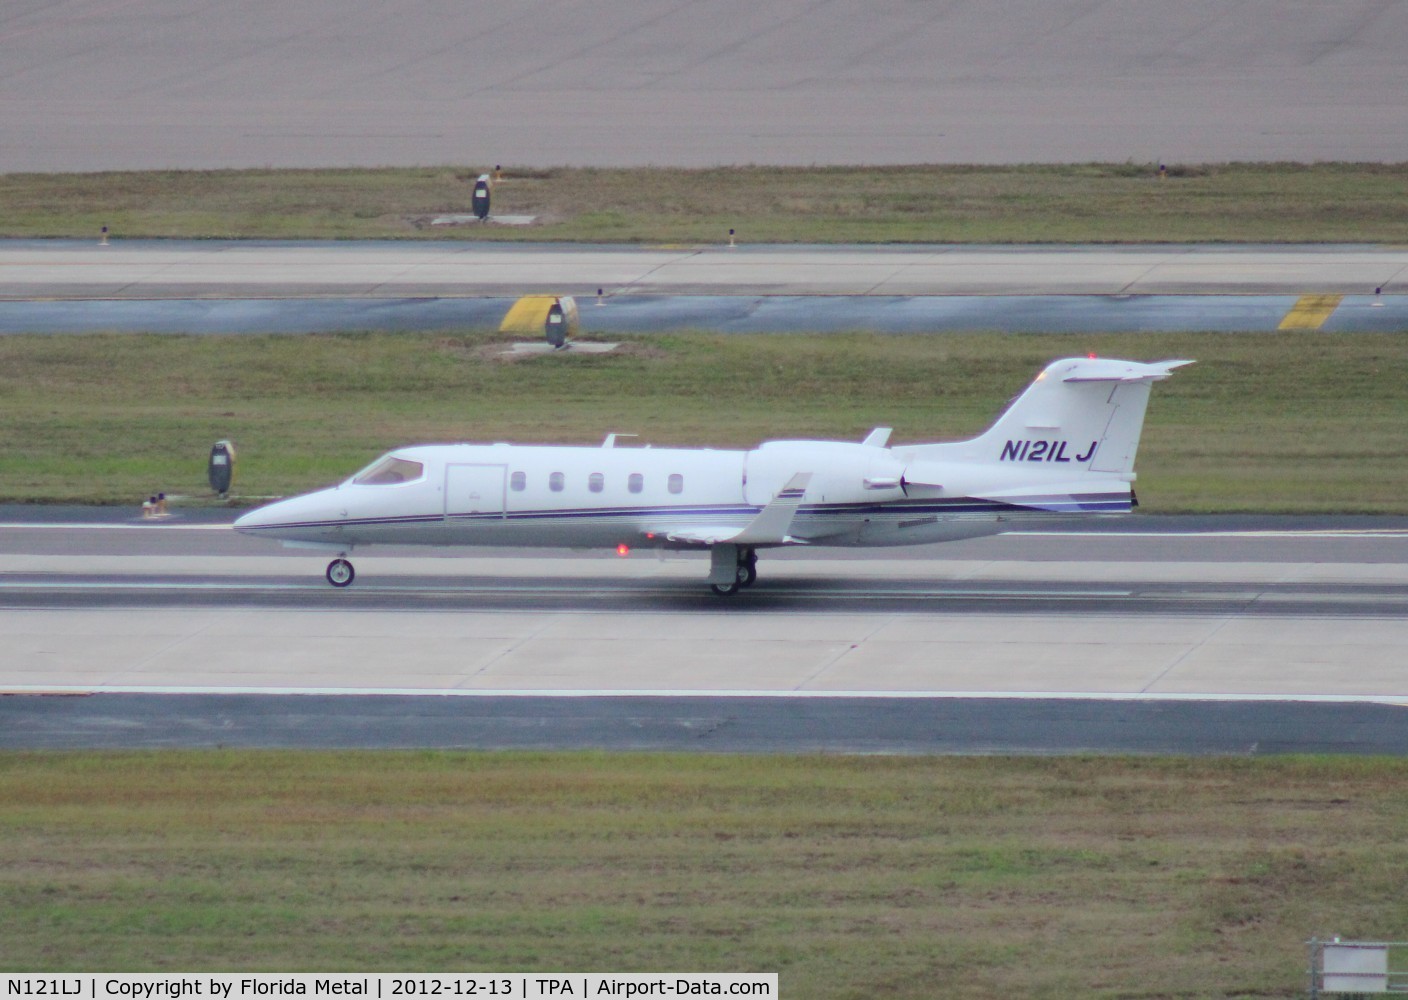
[668,473,684,495]
[353,456,424,486]
[588,472,604,493]
[510,471,526,492]
[628,473,644,494]
[549,471,565,492]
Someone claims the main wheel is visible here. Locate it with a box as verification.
[710,582,740,597]
[326,558,355,588]
[740,549,758,587]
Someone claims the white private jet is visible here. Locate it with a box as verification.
[234,356,1189,595]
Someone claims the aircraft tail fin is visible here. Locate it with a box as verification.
[909,357,1191,474]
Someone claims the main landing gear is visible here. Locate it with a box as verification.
[709,546,758,597]
[325,557,355,588]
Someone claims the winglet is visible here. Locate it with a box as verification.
[862,427,892,448]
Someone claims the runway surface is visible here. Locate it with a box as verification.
[3,1,1405,170]
[3,509,1406,752]
[3,241,1405,334]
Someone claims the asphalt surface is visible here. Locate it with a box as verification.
[6,293,1408,335]
[3,1,1406,169]
[4,694,1405,755]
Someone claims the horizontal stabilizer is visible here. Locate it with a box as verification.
[1061,359,1194,383]
[901,461,946,489]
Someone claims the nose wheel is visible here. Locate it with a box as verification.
[326,557,355,588]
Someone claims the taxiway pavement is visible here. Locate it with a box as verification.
[4,241,1405,334]
[5,242,1406,299]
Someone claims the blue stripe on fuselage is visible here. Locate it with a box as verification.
[242,493,1130,534]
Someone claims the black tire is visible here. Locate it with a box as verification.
[710,582,740,597]
[326,558,355,588]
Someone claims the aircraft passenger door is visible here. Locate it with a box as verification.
[445,464,507,519]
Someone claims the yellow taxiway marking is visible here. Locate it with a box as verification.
[1278,293,1343,330]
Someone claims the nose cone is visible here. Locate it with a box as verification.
[234,489,342,539]
[233,503,277,533]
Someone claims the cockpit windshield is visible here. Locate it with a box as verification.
[352,455,425,486]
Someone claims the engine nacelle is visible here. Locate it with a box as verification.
[745,440,907,506]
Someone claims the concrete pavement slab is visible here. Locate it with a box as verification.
[1151,645,1408,697]
[467,637,852,691]
[870,615,1226,646]
[4,2,1407,170]
[4,603,1408,699]
[806,639,1188,694]
[5,243,1408,299]
[533,612,882,643]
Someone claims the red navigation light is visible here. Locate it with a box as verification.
[616,543,630,557]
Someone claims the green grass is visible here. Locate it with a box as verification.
[2,752,1405,998]
[3,162,1408,242]
[0,330,1404,512]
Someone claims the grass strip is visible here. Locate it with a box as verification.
[0,330,1404,512]
[2,751,1405,999]
[3,162,1408,243]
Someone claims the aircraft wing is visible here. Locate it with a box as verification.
[665,473,812,546]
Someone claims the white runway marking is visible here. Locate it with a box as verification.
[2,684,1406,706]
